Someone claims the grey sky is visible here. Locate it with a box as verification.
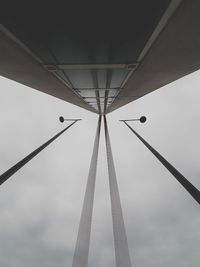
[0,71,199,267]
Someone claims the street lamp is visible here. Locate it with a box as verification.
[59,116,81,123]
[120,117,200,205]
[119,116,147,123]
[0,118,81,186]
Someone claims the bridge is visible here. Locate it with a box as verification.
[0,1,200,266]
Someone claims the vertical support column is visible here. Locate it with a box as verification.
[72,115,101,267]
[104,115,132,267]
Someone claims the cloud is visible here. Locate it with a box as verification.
[0,71,200,266]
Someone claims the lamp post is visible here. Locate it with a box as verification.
[120,117,200,205]
[0,118,81,186]
[59,116,81,123]
[119,116,147,123]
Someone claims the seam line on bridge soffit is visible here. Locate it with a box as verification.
[106,0,183,113]
[44,63,138,70]
[0,24,97,114]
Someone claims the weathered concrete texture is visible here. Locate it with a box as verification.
[0,30,96,113]
[108,0,200,112]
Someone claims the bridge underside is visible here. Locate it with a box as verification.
[1,0,200,114]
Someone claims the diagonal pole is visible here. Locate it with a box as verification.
[104,115,132,267]
[72,115,101,267]
[123,121,200,205]
[0,120,79,186]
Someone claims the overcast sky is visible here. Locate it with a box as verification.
[0,71,199,267]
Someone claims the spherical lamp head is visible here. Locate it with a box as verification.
[140,116,147,123]
[59,116,64,123]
